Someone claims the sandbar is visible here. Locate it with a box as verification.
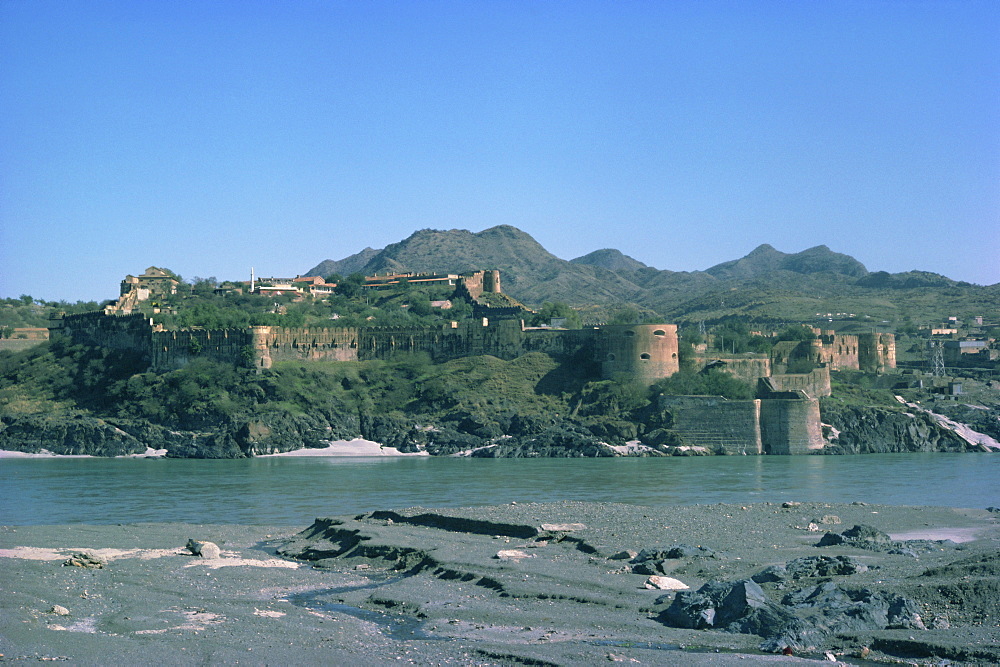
[2,502,998,665]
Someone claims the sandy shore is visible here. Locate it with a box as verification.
[2,502,998,665]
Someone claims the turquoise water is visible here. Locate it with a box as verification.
[1,453,998,526]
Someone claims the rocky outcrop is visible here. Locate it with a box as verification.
[0,409,360,459]
[0,413,148,457]
[819,403,973,453]
[2,396,990,459]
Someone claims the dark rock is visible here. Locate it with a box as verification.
[817,524,898,551]
[0,413,147,457]
[634,544,714,562]
[663,577,928,648]
[752,564,787,583]
[781,582,925,639]
[784,555,868,579]
[819,404,973,453]
[632,561,666,575]
[661,579,794,636]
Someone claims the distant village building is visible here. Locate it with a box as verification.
[943,339,997,364]
[362,273,460,290]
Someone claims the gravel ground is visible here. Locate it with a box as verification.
[2,502,998,666]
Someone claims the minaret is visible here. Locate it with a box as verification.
[250,267,256,293]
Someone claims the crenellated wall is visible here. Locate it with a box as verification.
[49,312,625,376]
[256,326,360,368]
[53,312,155,357]
[151,327,256,370]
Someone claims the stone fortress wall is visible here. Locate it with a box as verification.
[49,310,831,455]
[50,311,666,378]
[771,329,897,374]
[48,272,895,457]
[659,396,764,455]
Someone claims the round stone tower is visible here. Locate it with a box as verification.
[598,324,680,386]
[249,326,273,370]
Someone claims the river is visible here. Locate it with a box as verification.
[1,453,998,526]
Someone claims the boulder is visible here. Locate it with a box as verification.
[783,555,868,579]
[186,539,222,558]
[643,576,689,590]
[634,544,714,562]
[62,552,105,569]
[817,524,897,551]
[661,579,794,636]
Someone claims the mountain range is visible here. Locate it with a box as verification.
[306,225,998,326]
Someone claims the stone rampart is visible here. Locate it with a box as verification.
[53,312,154,358]
[759,395,825,454]
[50,312,681,384]
[259,327,360,367]
[659,396,762,455]
[151,327,255,370]
[659,393,826,455]
[699,355,771,383]
[51,309,831,455]
[767,365,832,398]
[772,332,896,375]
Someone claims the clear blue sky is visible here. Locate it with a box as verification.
[2,0,997,303]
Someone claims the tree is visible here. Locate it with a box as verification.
[336,273,365,299]
[777,325,816,342]
[652,368,754,400]
[609,306,642,325]
[531,302,581,329]
[190,277,218,296]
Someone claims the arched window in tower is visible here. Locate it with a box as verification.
[654,330,666,336]
[640,353,651,360]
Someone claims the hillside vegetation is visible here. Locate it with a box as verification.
[306,226,999,328]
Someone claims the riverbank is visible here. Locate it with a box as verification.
[2,502,998,665]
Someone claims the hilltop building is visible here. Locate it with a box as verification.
[112,267,180,313]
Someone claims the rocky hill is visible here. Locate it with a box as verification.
[306,226,1000,326]
[570,248,651,273]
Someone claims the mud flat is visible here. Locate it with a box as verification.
[2,502,998,665]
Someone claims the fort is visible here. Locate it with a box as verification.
[48,269,896,455]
